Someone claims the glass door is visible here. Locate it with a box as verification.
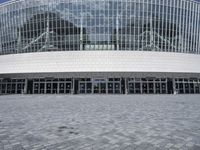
[100,83,106,94]
[40,83,45,94]
[65,82,72,94]
[59,83,65,94]
[93,83,99,94]
[93,79,107,94]
[79,82,86,94]
[46,83,52,94]
[114,83,120,94]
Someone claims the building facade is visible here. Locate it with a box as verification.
[0,0,200,94]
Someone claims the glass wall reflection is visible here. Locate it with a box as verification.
[0,0,199,55]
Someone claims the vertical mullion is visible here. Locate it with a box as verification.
[125,0,127,51]
[174,0,178,53]
[197,5,200,54]
[161,0,165,52]
[193,3,197,54]
[129,0,131,50]
[188,2,192,53]
[186,2,190,53]
[73,0,75,51]
[171,0,174,52]
[141,0,144,51]
[195,4,199,54]
[158,0,161,52]
[179,0,183,53]
[133,1,136,51]
[69,1,71,51]
[98,0,100,50]
[190,2,194,53]
[185,1,188,53]
[138,1,141,51]
[94,0,96,50]
[165,0,168,52]
[145,1,148,51]
[183,1,186,53]
[194,3,197,54]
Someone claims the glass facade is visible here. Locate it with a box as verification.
[0,0,200,55]
[1,77,200,95]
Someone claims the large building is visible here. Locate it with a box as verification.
[0,0,200,94]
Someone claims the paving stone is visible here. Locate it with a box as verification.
[0,95,200,150]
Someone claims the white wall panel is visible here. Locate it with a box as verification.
[0,51,200,74]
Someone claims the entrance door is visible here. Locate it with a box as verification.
[79,82,86,94]
[93,81,107,94]
[27,80,33,94]
[40,83,45,94]
[94,83,107,94]
[185,82,189,93]
[86,83,92,93]
[46,83,52,94]
[59,83,65,94]
[53,83,58,94]
[108,83,114,94]
[190,83,194,94]
[79,82,92,94]
[161,83,167,94]
[11,83,16,94]
[65,82,72,94]
[1,84,6,94]
[7,84,11,94]
[128,83,134,94]
[114,83,120,94]
[100,83,106,94]
[155,83,161,94]
[135,82,141,94]
[94,83,99,94]
[17,83,22,94]
[167,79,173,94]
[148,82,154,94]
[142,83,148,94]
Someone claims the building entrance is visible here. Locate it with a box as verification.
[0,79,25,94]
[78,78,92,94]
[78,78,121,94]
[107,78,121,94]
[1,77,200,95]
[32,78,72,94]
[175,78,200,94]
[93,82,106,94]
[128,78,168,94]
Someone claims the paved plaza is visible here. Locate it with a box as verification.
[0,95,200,150]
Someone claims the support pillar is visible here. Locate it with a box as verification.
[72,78,75,94]
[57,82,60,94]
[106,79,108,94]
[24,78,28,94]
[125,78,128,94]
[120,78,122,94]
[173,78,176,94]
[5,83,7,94]
[183,80,186,94]
[92,78,94,94]
[44,81,47,94]
[153,80,156,94]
